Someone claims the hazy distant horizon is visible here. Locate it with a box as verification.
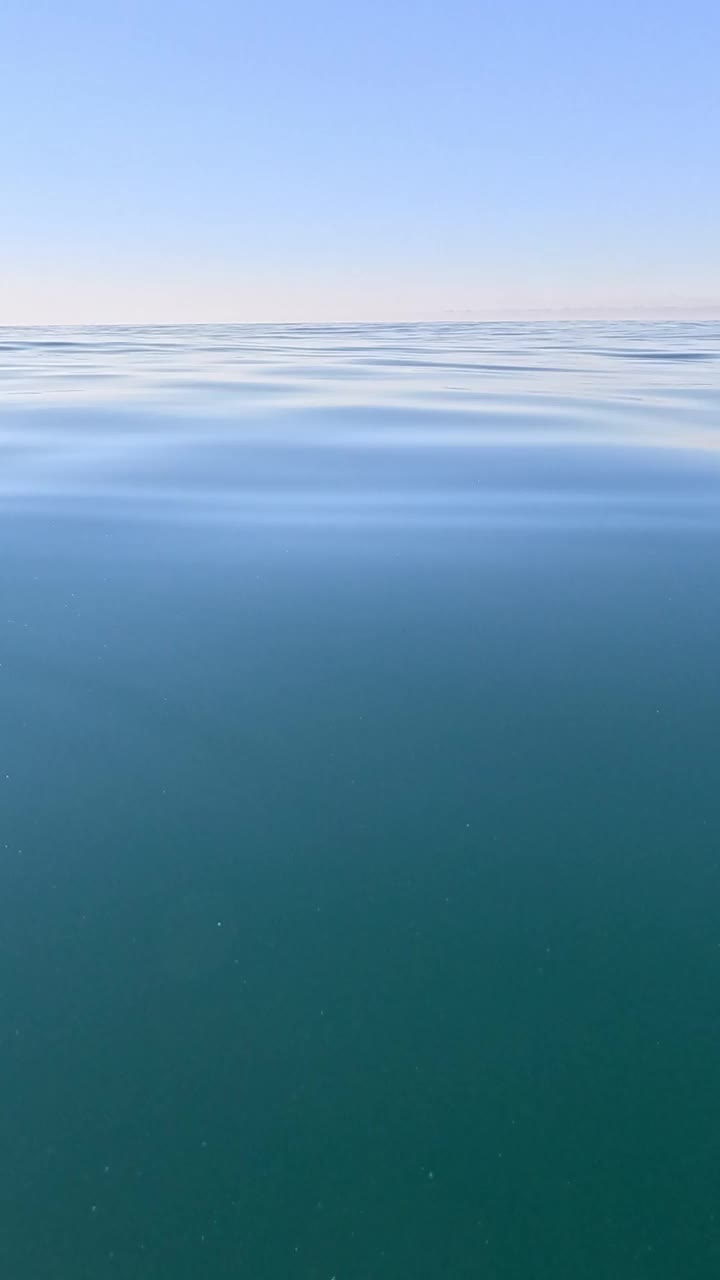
[2,316,719,329]
[2,302,720,328]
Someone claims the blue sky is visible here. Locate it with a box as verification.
[1,0,719,322]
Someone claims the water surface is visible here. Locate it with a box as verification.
[2,323,720,1278]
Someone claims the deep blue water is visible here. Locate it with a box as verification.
[2,323,720,1278]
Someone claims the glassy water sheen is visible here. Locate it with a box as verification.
[2,323,720,1279]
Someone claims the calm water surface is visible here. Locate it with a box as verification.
[2,323,720,1278]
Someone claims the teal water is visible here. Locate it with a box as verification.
[2,323,720,1278]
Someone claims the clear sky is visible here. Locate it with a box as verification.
[2,0,719,323]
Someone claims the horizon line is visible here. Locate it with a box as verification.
[2,309,720,329]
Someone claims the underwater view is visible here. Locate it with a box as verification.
[2,321,720,1278]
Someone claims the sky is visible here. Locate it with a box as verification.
[1,0,719,323]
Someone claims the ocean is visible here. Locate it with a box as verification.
[2,322,720,1278]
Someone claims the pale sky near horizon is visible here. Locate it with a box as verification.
[1,0,719,324]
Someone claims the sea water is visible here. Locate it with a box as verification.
[2,322,720,1278]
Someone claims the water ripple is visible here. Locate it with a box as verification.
[1,321,719,531]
